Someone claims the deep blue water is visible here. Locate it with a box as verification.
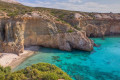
[14,37,120,80]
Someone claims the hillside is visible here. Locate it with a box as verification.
[0,0,120,54]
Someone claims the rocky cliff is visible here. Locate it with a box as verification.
[82,19,120,37]
[0,19,24,54]
[0,0,120,54]
[56,12,120,37]
[0,12,93,54]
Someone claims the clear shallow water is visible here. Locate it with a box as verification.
[14,37,120,80]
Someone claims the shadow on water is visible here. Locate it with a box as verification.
[39,47,92,55]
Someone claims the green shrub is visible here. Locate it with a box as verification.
[0,63,72,80]
[6,73,27,80]
[25,69,43,79]
[43,72,59,80]
[74,25,78,28]
[0,72,5,80]
[67,29,74,33]
[0,66,11,80]
[0,66,11,74]
[56,19,61,21]
[59,14,65,18]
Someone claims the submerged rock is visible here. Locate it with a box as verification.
[94,43,101,47]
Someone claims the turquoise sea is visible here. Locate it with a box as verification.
[14,37,120,80]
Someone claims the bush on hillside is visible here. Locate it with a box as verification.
[0,63,72,80]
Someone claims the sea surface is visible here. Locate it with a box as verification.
[14,37,120,80]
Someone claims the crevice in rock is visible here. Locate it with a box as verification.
[90,33,94,37]
[1,24,6,42]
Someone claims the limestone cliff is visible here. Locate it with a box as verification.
[0,19,24,54]
[58,12,120,37]
[0,12,93,54]
[24,18,93,51]
[0,1,120,54]
[82,19,120,37]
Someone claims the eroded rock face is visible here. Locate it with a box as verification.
[1,12,120,54]
[84,20,120,37]
[0,16,93,54]
[24,18,93,51]
[66,13,120,37]
[0,19,24,54]
[25,32,93,51]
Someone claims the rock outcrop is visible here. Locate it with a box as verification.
[24,18,93,51]
[0,19,25,54]
[1,1,120,54]
[0,0,120,56]
[23,13,93,52]
[0,12,94,54]
[83,19,120,37]
[63,13,120,37]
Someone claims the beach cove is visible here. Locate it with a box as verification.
[13,37,120,80]
[0,46,39,69]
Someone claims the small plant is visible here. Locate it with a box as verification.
[56,18,61,21]
[59,14,65,18]
[7,12,17,17]
[58,30,62,33]
[67,29,74,33]
[74,25,78,28]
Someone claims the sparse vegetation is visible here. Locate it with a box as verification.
[0,1,33,17]
[88,13,96,19]
[0,63,72,80]
[74,25,78,29]
[67,29,74,33]
[56,18,61,21]
[73,25,82,30]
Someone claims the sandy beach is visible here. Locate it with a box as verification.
[0,46,39,69]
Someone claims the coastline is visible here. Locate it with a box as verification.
[0,46,39,69]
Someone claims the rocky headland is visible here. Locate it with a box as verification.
[0,0,120,61]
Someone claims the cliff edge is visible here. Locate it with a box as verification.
[1,0,120,54]
[0,11,93,54]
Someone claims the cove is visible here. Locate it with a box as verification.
[14,37,120,80]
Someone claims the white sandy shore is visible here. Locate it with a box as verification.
[0,46,39,69]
